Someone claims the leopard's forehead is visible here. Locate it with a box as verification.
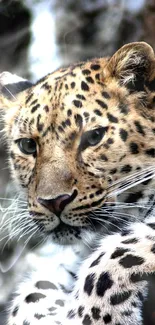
[17,58,128,141]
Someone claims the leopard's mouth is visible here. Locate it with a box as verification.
[46,212,110,245]
[30,203,116,244]
[31,208,108,244]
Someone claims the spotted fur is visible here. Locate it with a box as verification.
[1,42,155,324]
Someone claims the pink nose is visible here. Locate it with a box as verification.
[38,190,77,217]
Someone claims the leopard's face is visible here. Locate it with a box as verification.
[2,42,155,244]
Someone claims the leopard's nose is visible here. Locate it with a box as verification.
[37,190,77,217]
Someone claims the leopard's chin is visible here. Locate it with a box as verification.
[46,222,86,245]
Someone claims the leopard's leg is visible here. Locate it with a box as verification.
[8,278,69,325]
[7,247,79,325]
[64,221,155,325]
[9,220,155,325]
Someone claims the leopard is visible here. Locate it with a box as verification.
[1,41,155,325]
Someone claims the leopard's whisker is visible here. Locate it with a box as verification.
[107,172,155,197]
[110,166,155,186]
[107,167,155,192]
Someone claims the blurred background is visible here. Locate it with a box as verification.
[0,0,155,324]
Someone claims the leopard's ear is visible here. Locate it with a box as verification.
[106,42,155,92]
[0,72,33,99]
[0,72,33,129]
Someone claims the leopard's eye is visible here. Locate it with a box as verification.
[79,127,108,151]
[87,129,104,146]
[16,138,37,155]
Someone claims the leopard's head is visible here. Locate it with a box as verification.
[1,42,155,244]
